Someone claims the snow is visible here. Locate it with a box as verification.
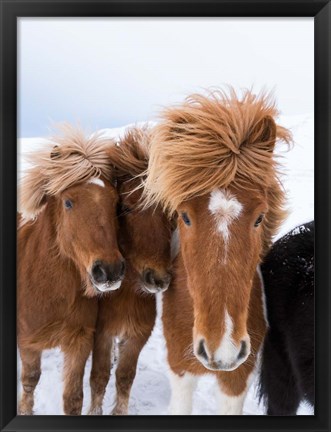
[17,114,314,415]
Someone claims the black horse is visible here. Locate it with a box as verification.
[259,221,314,415]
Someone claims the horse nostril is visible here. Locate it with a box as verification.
[91,261,107,283]
[163,272,172,286]
[238,340,247,360]
[142,269,171,292]
[154,272,171,290]
[92,259,125,285]
[197,339,208,361]
[143,269,155,286]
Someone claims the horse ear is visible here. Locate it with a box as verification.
[248,115,277,152]
[18,166,48,220]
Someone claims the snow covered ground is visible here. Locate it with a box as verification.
[17,113,314,415]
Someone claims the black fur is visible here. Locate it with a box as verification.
[259,221,314,415]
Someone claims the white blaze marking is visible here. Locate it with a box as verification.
[87,177,105,188]
[214,309,238,365]
[213,308,251,370]
[208,189,243,244]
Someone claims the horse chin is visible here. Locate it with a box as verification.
[140,283,170,295]
[196,356,247,372]
[92,279,123,294]
[140,284,158,295]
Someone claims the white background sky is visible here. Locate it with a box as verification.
[18,18,313,137]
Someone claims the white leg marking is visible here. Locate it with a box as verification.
[87,177,105,188]
[216,385,248,415]
[168,370,198,415]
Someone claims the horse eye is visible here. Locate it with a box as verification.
[181,212,191,226]
[254,214,264,227]
[64,199,73,210]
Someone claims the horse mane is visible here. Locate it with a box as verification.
[108,125,151,179]
[19,124,115,220]
[144,88,292,252]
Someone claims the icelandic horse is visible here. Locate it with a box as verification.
[259,221,314,415]
[18,126,125,415]
[144,90,292,414]
[88,127,173,415]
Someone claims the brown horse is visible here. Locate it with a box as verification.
[18,126,125,415]
[88,127,173,415]
[144,90,292,414]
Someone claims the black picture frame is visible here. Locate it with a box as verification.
[1,1,330,431]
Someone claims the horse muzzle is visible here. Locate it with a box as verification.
[141,268,172,294]
[90,259,126,293]
[194,336,251,371]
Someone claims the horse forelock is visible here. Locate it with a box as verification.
[144,88,292,247]
[110,125,151,180]
[19,124,116,220]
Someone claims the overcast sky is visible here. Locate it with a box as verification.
[18,18,313,137]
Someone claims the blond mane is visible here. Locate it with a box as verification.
[108,125,151,179]
[19,124,115,220]
[144,88,292,251]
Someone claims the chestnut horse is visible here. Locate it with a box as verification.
[18,126,125,415]
[144,90,291,414]
[88,127,173,415]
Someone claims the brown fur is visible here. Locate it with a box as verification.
[144,90,290,413]
[89,128,173,415]
[18,127,122,415]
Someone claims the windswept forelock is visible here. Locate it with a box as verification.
[19,124,115,220]
[144,89,292,216]
[108,125,151,179]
